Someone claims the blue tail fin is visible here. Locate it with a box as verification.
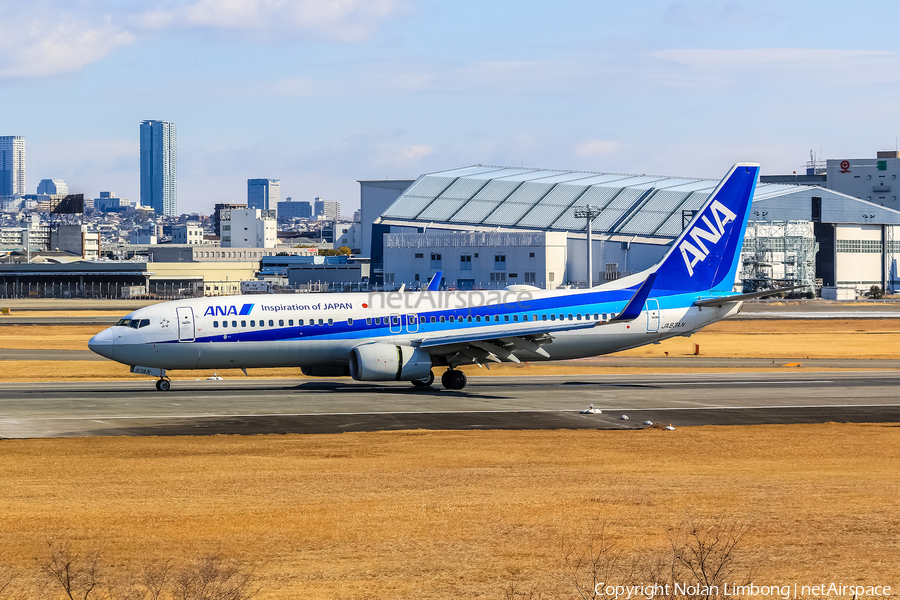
[654,163,759,292]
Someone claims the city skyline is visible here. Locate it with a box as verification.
[3,1,900,215]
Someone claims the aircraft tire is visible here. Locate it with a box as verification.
[442,369,467,390]
[156,379,171,392]
[411,371,435,388]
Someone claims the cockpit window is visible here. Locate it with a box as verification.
[115,318,150,328]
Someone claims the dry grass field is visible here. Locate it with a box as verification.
[0,426,898,599]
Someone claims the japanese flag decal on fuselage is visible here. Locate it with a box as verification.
[679,200,737,277]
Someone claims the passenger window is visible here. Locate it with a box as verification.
[522,315,528,321]
[328,319,333,325]
[222,321,228,328]
[475,316,481,322]
[392,316,400,325]
[213,321,219,328]
[241,320,247,327]
[550,314,556,321]
[504,315,510,322]
[250,320,255,327]
[467,316,472,323]
[440,316,445,323]
[279,319,284,326]
[568,314,573,320]
[269,320,274,327]
[541,314,547,321]
[494,315,499,322]
[430,316,436,323]
[366,318,372,325]
[594,314,600,320]
[288,320,294,326]
[232,321,237,328]
[347,318,353,325]
[318,319,324,325]
[576,314,582,320]
[449,316,455,323]
[513,315,519,322]
[298,319,304,326]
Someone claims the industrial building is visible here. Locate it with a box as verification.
[372,165,900,294]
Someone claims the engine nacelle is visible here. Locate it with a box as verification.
[349,343,433,381]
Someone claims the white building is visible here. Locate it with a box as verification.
[221,208,276,248]
[1,215,50,250]
[172,223,205,245]
[314,198,340,221]
[0,136,26,198]
[36,178,68,196]
[383,231,569,290]
[826,152,900,211]
[333,222,362,251]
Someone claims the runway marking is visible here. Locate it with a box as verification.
[4,403,900,422]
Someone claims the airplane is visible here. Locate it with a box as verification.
[89,163,788,392]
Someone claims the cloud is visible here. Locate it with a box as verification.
[574,140,619,157]
[375,143,435,166]
[0,16,134,78]
[651,48,893,67]
[143,0,415,42]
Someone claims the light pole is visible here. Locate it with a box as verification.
[574,205,602,288]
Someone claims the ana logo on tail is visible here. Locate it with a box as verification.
[679,200,737,276]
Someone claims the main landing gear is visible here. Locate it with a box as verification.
[155,378,171,392]
[440,369,467,391]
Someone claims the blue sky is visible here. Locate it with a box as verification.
[3,0,900,215]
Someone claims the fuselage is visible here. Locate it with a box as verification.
[88,285,741,371]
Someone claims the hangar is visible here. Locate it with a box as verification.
[373,165,900,294]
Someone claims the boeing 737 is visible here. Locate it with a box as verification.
[90,163,783,391]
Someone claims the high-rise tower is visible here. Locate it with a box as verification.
[0,136,26,198]
[140,120,177,216]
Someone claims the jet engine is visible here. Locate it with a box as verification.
[349,343,433,381]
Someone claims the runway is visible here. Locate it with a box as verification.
[1,371,898,438]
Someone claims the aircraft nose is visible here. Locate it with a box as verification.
[88,328,115,359]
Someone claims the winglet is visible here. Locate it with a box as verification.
[610,273,657,323]
[426,271,443,291]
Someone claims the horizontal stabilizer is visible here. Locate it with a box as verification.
[693,285,807,307]
[610,273,657,322]
[426,271,443,292]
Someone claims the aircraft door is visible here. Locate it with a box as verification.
[389,313,402,334]
[406,313,419,333]
[645,299,660,333]
[176,307,195,342]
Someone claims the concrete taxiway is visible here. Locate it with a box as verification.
[0,371,897,438]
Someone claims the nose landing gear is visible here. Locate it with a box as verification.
[441,369,467,390]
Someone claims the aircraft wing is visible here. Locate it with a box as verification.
[410,275,655,367]
[693,285,806,307]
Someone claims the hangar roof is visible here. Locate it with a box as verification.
[379,165,900,238]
